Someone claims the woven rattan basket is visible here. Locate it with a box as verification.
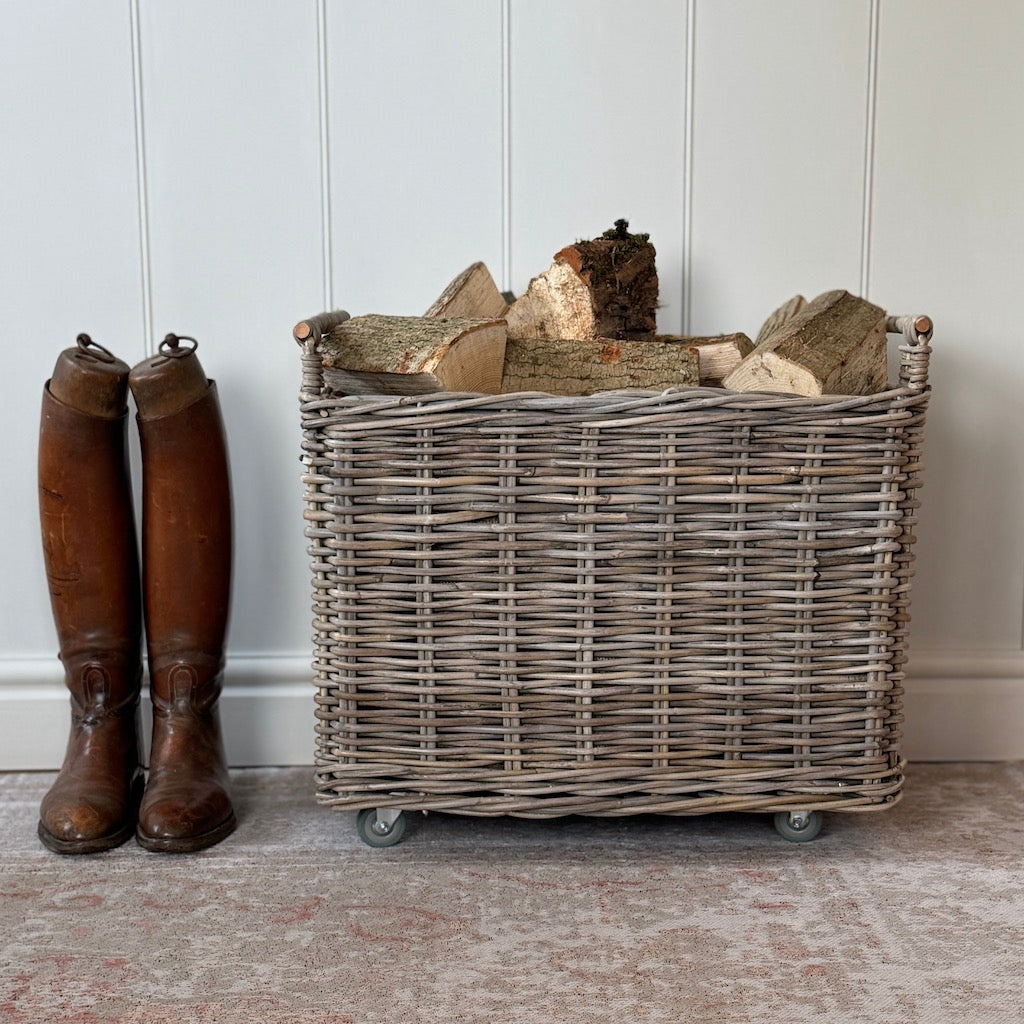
[297,312,932,845]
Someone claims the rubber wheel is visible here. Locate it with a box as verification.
[356,808,407,848]
[774,810,823,843]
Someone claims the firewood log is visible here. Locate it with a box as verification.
[505,220,658,342]
[722,290,888,396]
[755,294,807,347]
[501,335,699,396]
[424,262,509,319]
[316,314,507,396]
[656,333,753,386]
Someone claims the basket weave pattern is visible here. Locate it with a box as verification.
[300,316,931,818]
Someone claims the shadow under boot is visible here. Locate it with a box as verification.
[38,336,144,854]
[131,335,236,853]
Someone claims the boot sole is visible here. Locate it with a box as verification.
[37,772,145,856]
[136,811,237,854]
[38,817,137,855]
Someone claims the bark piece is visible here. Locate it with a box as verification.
[424,262,509,319]
[317,314,507,396]
[755,294,807,346]
[656,333,754,386]
[506,220,658,342]
[722,290,888,397]
[501,336,699,396]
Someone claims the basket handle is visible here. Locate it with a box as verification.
[293,309,350,403]
[888,313,932,390]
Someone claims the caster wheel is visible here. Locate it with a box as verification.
[774,810,823,843]
[356,808,407,848]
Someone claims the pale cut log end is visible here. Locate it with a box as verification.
[425,262,509,320]
[318,314,506,395]
[722,351,822,396]
[659,333,754,386]
[505,261,595,341]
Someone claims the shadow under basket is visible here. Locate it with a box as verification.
[296,312,933,845]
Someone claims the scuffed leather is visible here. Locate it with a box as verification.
[37,384,143,852]
[132,368,235,852]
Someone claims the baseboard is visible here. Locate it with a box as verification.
[2,650,1022,770]
[901,650,1024,762]
[0,655,316,770]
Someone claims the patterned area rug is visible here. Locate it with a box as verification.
[2,763,1022,1023]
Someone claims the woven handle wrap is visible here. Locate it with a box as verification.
[294,309,351,403]
[889,314,932,391]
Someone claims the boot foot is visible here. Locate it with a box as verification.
[136,810,236,854]
[38,771,144,855]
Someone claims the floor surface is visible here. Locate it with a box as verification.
[2,763,1022,1023]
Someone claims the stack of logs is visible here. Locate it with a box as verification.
[298,220,892,399]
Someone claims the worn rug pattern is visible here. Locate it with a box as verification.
[1,763,1022,1023]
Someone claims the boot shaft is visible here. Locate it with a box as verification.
[130,337,233,699]
[39,337,142,701]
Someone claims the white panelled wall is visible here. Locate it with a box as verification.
[2,0,1022,768]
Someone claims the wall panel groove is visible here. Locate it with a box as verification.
[316,0,334,312]
[682,0,696,333]
[859,0,880,298]
[129,0,154,354]
[501,0,513,294]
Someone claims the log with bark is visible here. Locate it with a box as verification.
[501,335,699,396]
[655,333,753,386]
[424,262,509,319]
[315,314,507,396]
[505,219,658,342]
[722,290,888,396]
[754,294,807,347]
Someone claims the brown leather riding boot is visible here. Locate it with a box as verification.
[130,334,236,853]
[38,335,144,854]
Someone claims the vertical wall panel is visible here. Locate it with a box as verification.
[327,1,505,315]
[689,0,870,338]
[140,0,324,657]
[871,2,1024,651]
[510,0,688,334]
[0,1,143,658]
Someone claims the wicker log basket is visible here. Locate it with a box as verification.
[296,312,932,845]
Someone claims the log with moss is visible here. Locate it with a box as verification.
[505,220,658,342]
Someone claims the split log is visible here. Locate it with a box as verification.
[505,219,658,342]
[316,314,507,396]
[501,336,699,396]
[424,261,509,319]
[722,290,888,397]
[656,333,753,386]
[755,294,807,346]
